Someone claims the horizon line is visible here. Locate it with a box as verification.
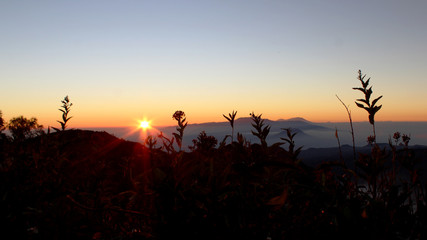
[72,119,427,129]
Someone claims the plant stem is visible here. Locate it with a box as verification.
[336,95,356,162]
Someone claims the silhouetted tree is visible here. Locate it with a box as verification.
[0,110,5,133]
[53,95,73,131]
[8,116,44,141]
[0,110,7,141]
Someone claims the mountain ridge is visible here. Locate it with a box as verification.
[82,120,427,149]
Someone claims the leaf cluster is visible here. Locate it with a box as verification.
[158,131,175,154]
[353,70,383,125]
[250,112,271,147]
[189,131,218,153]
[223,110,237,128]
[53,95,73,131]
[280,128,303,160]
[172,110,188,151]
[223,110,237,142]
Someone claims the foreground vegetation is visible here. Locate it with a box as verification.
[1,71,427,239]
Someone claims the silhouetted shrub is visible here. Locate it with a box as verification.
[7,116,44,141]
[0,110,5,132]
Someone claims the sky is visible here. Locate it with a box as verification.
[1,0,426,128]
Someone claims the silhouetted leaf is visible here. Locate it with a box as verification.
[223,114,231,122]
[352,87,365,93]
[294,146,303,157]
[364,77,370,89]
[356,99,369,106]
[372,95,383,106]
[355,102,365,109]
[366,87,372,100]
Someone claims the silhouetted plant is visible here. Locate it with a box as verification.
[353,70,382,140]
[7,116,44,140]
[250,112,270,147]
[388,132,403,184]
[158,131,175,154]
[394,134,425,211]
[53,95,73,131]
[402,133,411,147]
[280,128,302,160]
[144,135,158,150]
[172,110,187,151]
[336,95,356,161]
[236,132,249,147]
[218,135,231,149]
[356,144,388,200]
[223,110,237,143]
[190,131,218,153]
[335,128,344,163]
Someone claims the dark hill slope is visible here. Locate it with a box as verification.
[0,130,153,239]
[36,129,148,173]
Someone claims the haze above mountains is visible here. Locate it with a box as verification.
[86,117,427,149]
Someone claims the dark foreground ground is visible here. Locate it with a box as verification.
[1,130,427,239]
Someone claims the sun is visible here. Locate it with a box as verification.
[139,120,151,130]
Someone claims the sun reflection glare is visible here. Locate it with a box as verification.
[138,120,151,130]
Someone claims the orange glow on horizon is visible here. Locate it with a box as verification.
[30,105,427,129]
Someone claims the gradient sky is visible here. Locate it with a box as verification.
[1,0,426,128]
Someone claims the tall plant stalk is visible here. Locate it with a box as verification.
[250,112,270,148]
[335,128,344,163]
[172,110,187,152]
[223,110,237,143]
[336,95,356,162]
[53,95,73,131]
[353,70,382,141]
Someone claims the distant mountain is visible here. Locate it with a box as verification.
[277,117,310,122]
[90,117,332,148]
[300,144,427,181]
[87,119,427,149]
[37,130,427,175]
[234,117,253,124]
[272,128,308,138]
